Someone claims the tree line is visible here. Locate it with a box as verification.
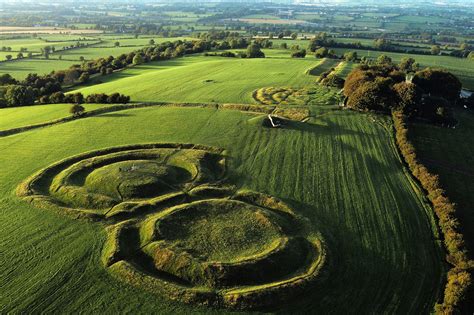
[0,36,231,108]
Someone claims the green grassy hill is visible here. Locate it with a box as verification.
[72,55,322,104]
[0,103,443,313]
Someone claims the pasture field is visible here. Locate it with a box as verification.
[0,103,111,131]
[0,36,193,78]
[73,55,323,103]
[0,101,442,313]
[409,110,474,253]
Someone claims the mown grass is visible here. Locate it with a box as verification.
[409,110,474,253]
[0,104,443,313]
[0,103,111,131]
[73,55,321,104]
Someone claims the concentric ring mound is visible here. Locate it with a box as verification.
[101,191,326,310]
[16,143,227,220]
[17,143,327,310]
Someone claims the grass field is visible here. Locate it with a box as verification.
[0,103,111,131]
[0,101,443,313]
[73,55,322,103]
[409,109,474,253]
[0,36,193,78]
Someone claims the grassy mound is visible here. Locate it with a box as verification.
[104,196,326,310]
[17,141,327,309]
[254,87,313,106]
[17,143,226,219]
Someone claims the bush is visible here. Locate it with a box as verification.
[70,104,85,116]
[320,74,345,88]
[220,51,236,58]
[291,49,306,58]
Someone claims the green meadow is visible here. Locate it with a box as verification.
[0,103,443,313]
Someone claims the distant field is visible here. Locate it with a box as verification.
[330,47,474,89]
[0,36,194,78]
[232,18,308,25]
[0,26,103,35]
[73,55,322,103]
[409,110,474,253]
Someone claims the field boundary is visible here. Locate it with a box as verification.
[392,111,473,314]
[0,102,298,138]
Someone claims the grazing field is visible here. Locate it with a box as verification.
[0,102,442,313]
[73,55,322,104]
[409,110,474,253]
[0,103,111,131]
[0,36,192,78]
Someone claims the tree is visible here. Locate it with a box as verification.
[320,74,345,88]
[115,41,120,47]
[246,43,265,58]
[430,45,441,55]
[149,39,155,45]
[49,91,65,103]
[344,68,374,97]
[314,47,328,58]
[290,33,298,40]
[343,51,357,62]
[280,42,287,49]
[79,72,90,83]
[4,85,35,107]
[412,68,462,104]
[133,54,144,65]
[347,78,396,112]
[17,52,24,59]
[27,52,33,58]
[79,56,85,62]
[374,38,391,50]
[393,82,422,113]
[291,49,306,58]
[0,74,17,85]
[5,54,12,60]
[376,54,392,65]
[70,104,85,116]
[399,57,417,72]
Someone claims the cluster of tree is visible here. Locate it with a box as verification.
[204,51,236,58]
[39,92,130,105]
[0,38,219,107]
[344,59,462,124]
[291,49,306,58]
[318,69,345,88]
[197,31,250,49]
[393,112,473,315]
[306,34,471,59]
[239,43,265,59]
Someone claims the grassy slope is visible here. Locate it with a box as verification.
[409,110,474,253]
[0,103,110,131]
[73,55,320,104]
[0,105,442,313]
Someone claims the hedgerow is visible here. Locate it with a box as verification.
[392,111,473,314]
